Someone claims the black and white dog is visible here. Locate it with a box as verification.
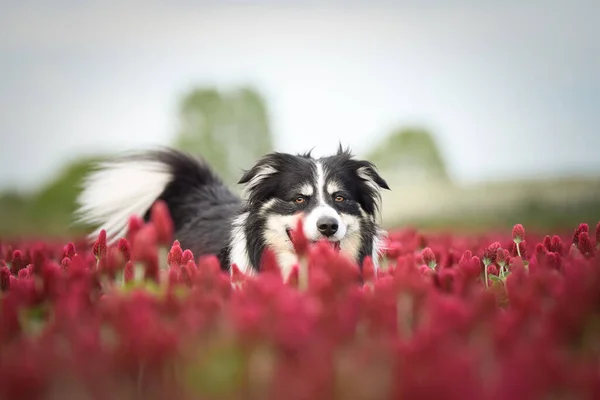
[75,146,390,278]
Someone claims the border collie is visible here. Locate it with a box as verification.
[75,146,390,278]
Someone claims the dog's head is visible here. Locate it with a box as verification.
[238,146,389,273]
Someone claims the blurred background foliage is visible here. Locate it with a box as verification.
[174,86,274,186]
[364,127,450,184]
[1,83,599,239]
[2,2,599,241]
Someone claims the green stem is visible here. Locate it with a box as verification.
[138,362,146,396]
[484,263,489,288]
[159,246,169,270]
[396,293,413,338]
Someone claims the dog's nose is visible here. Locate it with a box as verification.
[317,217,339,237]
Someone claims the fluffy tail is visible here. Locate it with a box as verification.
[75,147,233,244]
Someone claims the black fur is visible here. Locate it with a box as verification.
[134,146,388,272]
[135,149,241,265]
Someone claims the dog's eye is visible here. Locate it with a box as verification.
[334,195,345,202]
[294,196,306,204]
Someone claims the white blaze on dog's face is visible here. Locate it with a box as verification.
[237,147,389,279]
[301,161,348,243]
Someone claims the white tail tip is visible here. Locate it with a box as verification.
[75,156,172,243]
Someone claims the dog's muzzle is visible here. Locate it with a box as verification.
[286,227,341,251]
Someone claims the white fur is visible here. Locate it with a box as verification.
[371,229,386,269]
[241,165,277,201]
[259,198,278,214]
[229,212,254,275]
[298,183,314,196]
[314,161,327,204]
[303,205,347,242]
[262,213,303,280]
[302,161,346,241]
[338,213,362,261]
[356,175,386,269]
[75,158,171,243]
[326,181,342,194]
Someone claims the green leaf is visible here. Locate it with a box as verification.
[184,341,246,397]
[18,304,50,337]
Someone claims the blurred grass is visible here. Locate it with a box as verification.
[384,197,600,236]
[0,155,105,239]
[380,176,600,236]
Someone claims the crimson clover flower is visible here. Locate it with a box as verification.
[167,264,180,286]
[421,247,437,270]
[289,218,309,257]
[550,235,563,254]
[487,264,499,276]
[458,252,482,282]
[433,268,459,293]
[572,223,589,247]
[0,265,10,291]
[131,224,159,283]
[98,246,125,281]
[123,261,134,283]
[543,235,552,252]
[167,240,183,268]
[577,232,595,259]
[150,200,174,247]
[482,242,501,266]
[362,256,376,283]
[534,243,547,262]
[3,218,600,398]
[419,264,434,277]
[385,241,403,259]
[11,249,24,275]
[117,238,131,262]
[126,214,144,242]
[260,247,281,277]
[92,229,107,260]
[496,248,510,268]
[18,268,30,279]
[62,242,76,259]
[544,252,560,270]
[181,249,194,265]
[510,241,527,259]
[230,263,246,285]
[512,224,525,243]
[286,264,299,288]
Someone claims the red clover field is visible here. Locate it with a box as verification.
[1,201,600,399]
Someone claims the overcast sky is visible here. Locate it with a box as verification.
[1,0,599,192]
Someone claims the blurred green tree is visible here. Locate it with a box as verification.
[365,127,450,183]
[174,86,274,185]
[29,157,103,224]
[0,156,104,237]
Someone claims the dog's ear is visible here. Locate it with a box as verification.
[346,158,390,216]
[343,156,390,216]
[354,160,390,192]
[336,145,389,191]
[238,158,278,190]
[238,153,287,202]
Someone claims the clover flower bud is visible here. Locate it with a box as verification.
[512,224,525,243]
[421,247,437,270]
